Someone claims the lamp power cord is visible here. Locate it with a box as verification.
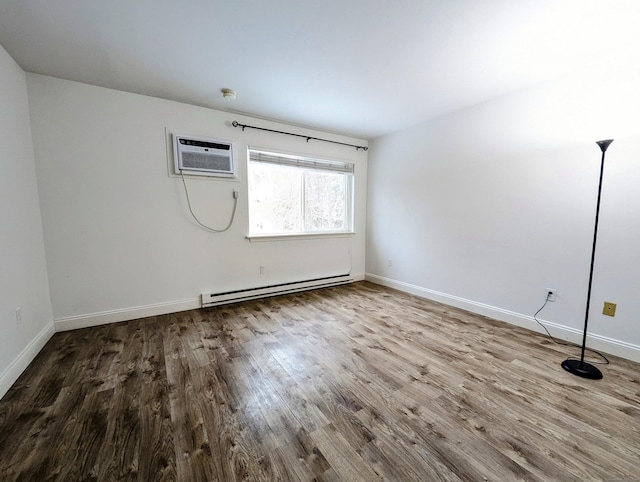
[533,293,609,365]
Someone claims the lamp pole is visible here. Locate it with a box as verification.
[561,139,613,380]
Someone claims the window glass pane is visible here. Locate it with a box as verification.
[248,162,302,234]
[304,171,346,231]
[248,149,353,236]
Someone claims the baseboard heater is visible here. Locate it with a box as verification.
[201,274,353,308]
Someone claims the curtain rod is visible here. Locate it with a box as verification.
[231,120,368,151]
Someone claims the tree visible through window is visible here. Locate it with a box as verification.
[248,150,354,236]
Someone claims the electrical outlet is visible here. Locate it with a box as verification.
[259,265,265,275]
[546,288,557,302]
[387,259,393,268]
[16,307,22,325]
[603,301,616,317]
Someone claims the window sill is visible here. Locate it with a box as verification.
[246,231,355,242]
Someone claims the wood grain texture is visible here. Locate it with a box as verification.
[1,281,639,481]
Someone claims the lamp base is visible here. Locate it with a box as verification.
[561,359,603,379]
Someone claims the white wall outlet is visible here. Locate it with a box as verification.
[16,307,22,325]
[546,288,557,302]
[259,265,265,275]
[387,258,393,268]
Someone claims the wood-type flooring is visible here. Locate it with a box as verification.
[1,281,639,481]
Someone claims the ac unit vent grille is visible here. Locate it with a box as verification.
[181,152,232,172]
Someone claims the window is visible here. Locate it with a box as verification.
[248,149,354,236]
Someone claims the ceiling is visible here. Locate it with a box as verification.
[1,0,639,139]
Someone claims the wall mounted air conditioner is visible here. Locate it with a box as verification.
[173,134,236,178]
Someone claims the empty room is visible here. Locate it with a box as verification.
[1,1,639,480]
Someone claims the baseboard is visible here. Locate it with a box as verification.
[54,298,201,332]
[0,322,55,399]
[54,275,364,332]
[365,273,640,363]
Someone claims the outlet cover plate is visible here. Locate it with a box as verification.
[603,301,616,317]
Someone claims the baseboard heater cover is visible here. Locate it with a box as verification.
[201,274,353,307]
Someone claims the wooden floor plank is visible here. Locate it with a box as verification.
[163,313,216,482]
[137,318,177,481]
[95,321,143,481]
[1,281,639,481]
[310,423,383,482]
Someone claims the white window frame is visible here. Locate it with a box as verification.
[247,148,355,240]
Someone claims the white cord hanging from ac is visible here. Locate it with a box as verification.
[180,171,238,233]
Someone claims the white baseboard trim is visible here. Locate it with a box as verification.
[365,273,640,363]
[54,298,201,332]
[0,322,55,399]
[54,276,365,332]
[3,277,365,398]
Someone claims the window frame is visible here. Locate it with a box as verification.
[246,148,355,240]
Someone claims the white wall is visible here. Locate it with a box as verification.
[0,47,54,397]
[366,64,640,362]
[26,74,367,329]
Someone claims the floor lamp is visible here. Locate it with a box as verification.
[561,139,613,380]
